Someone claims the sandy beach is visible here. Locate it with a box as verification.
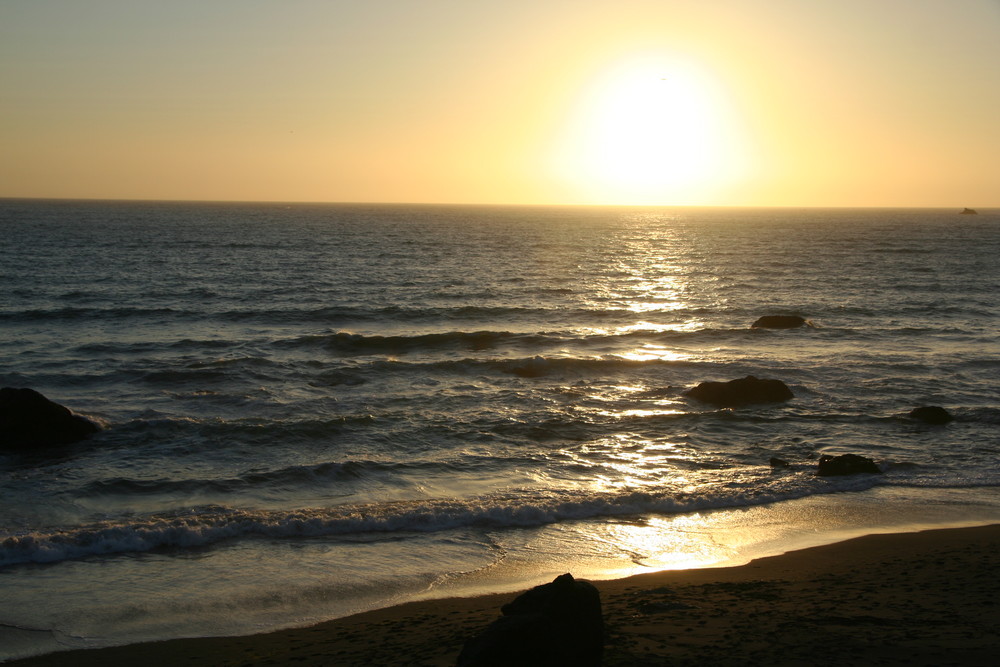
[8,523,998,666]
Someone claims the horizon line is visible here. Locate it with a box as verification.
[1,196,994,210]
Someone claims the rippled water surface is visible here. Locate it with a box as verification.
[2,201,999,657]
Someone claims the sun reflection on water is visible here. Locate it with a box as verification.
[597,408,686,418]
[622,300,684,313]
[615,347,690,362]
[555,433,702,494]
[583,514,739,574]
[615,321,703,333]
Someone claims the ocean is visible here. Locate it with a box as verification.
[2,200,999,660]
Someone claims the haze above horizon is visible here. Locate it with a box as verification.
[2,1,998,207]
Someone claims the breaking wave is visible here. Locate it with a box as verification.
[1,477,882,567]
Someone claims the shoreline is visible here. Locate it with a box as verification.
[8,523,999,666]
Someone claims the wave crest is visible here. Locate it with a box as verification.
[0,479,881,567]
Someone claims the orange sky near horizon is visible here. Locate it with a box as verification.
[2,0,998,207]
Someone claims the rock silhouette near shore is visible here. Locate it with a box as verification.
[0,387,101,451]
[457,573,603,667]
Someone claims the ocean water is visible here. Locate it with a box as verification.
[2,200,1000,659]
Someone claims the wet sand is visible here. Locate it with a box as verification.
[10,524,999,666]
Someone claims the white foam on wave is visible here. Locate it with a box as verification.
[0,476,882,567]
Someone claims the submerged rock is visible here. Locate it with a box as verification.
[816,453,881,476]
[685,376,794,407]
[0,387,101,451]
[508,356,549,378]
[908,406,953,425]
[457,572,603,667]
[751,315,809,329]
[769,457,792,469]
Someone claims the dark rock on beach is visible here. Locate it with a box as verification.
[685,376,794,407]
[457,572,603,667]
[816,453,881,476]
[0,387,101,451]
[908,406,953,425]
[751,315,808,329]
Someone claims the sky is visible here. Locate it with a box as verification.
[2,0,998,206]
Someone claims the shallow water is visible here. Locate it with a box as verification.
[2,201,999,658]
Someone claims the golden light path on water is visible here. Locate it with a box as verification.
[589,514,735,571]
[558,318,704,498]
[537,298,742,574]
[615,348,690,362]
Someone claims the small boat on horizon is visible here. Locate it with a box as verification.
[960,208,978,214]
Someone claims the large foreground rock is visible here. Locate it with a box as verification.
[816,453,881,476]
[457,573,603,667]
[685,376,794,407]
[0,387,101,451]
[751,315,808,329]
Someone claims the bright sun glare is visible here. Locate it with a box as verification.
[553,56,746,205]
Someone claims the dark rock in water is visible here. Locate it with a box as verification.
[751,315,808,329]
[457,573,603,667]
[816,454,881,476]
[508,356,549,378]
[908,406,953,425]
[769,457,791,469]
[0,387,101,451]
[685,376,794,407]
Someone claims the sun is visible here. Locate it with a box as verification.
[551,56,747,205]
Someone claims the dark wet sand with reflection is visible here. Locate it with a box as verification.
[11,524,999,666]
